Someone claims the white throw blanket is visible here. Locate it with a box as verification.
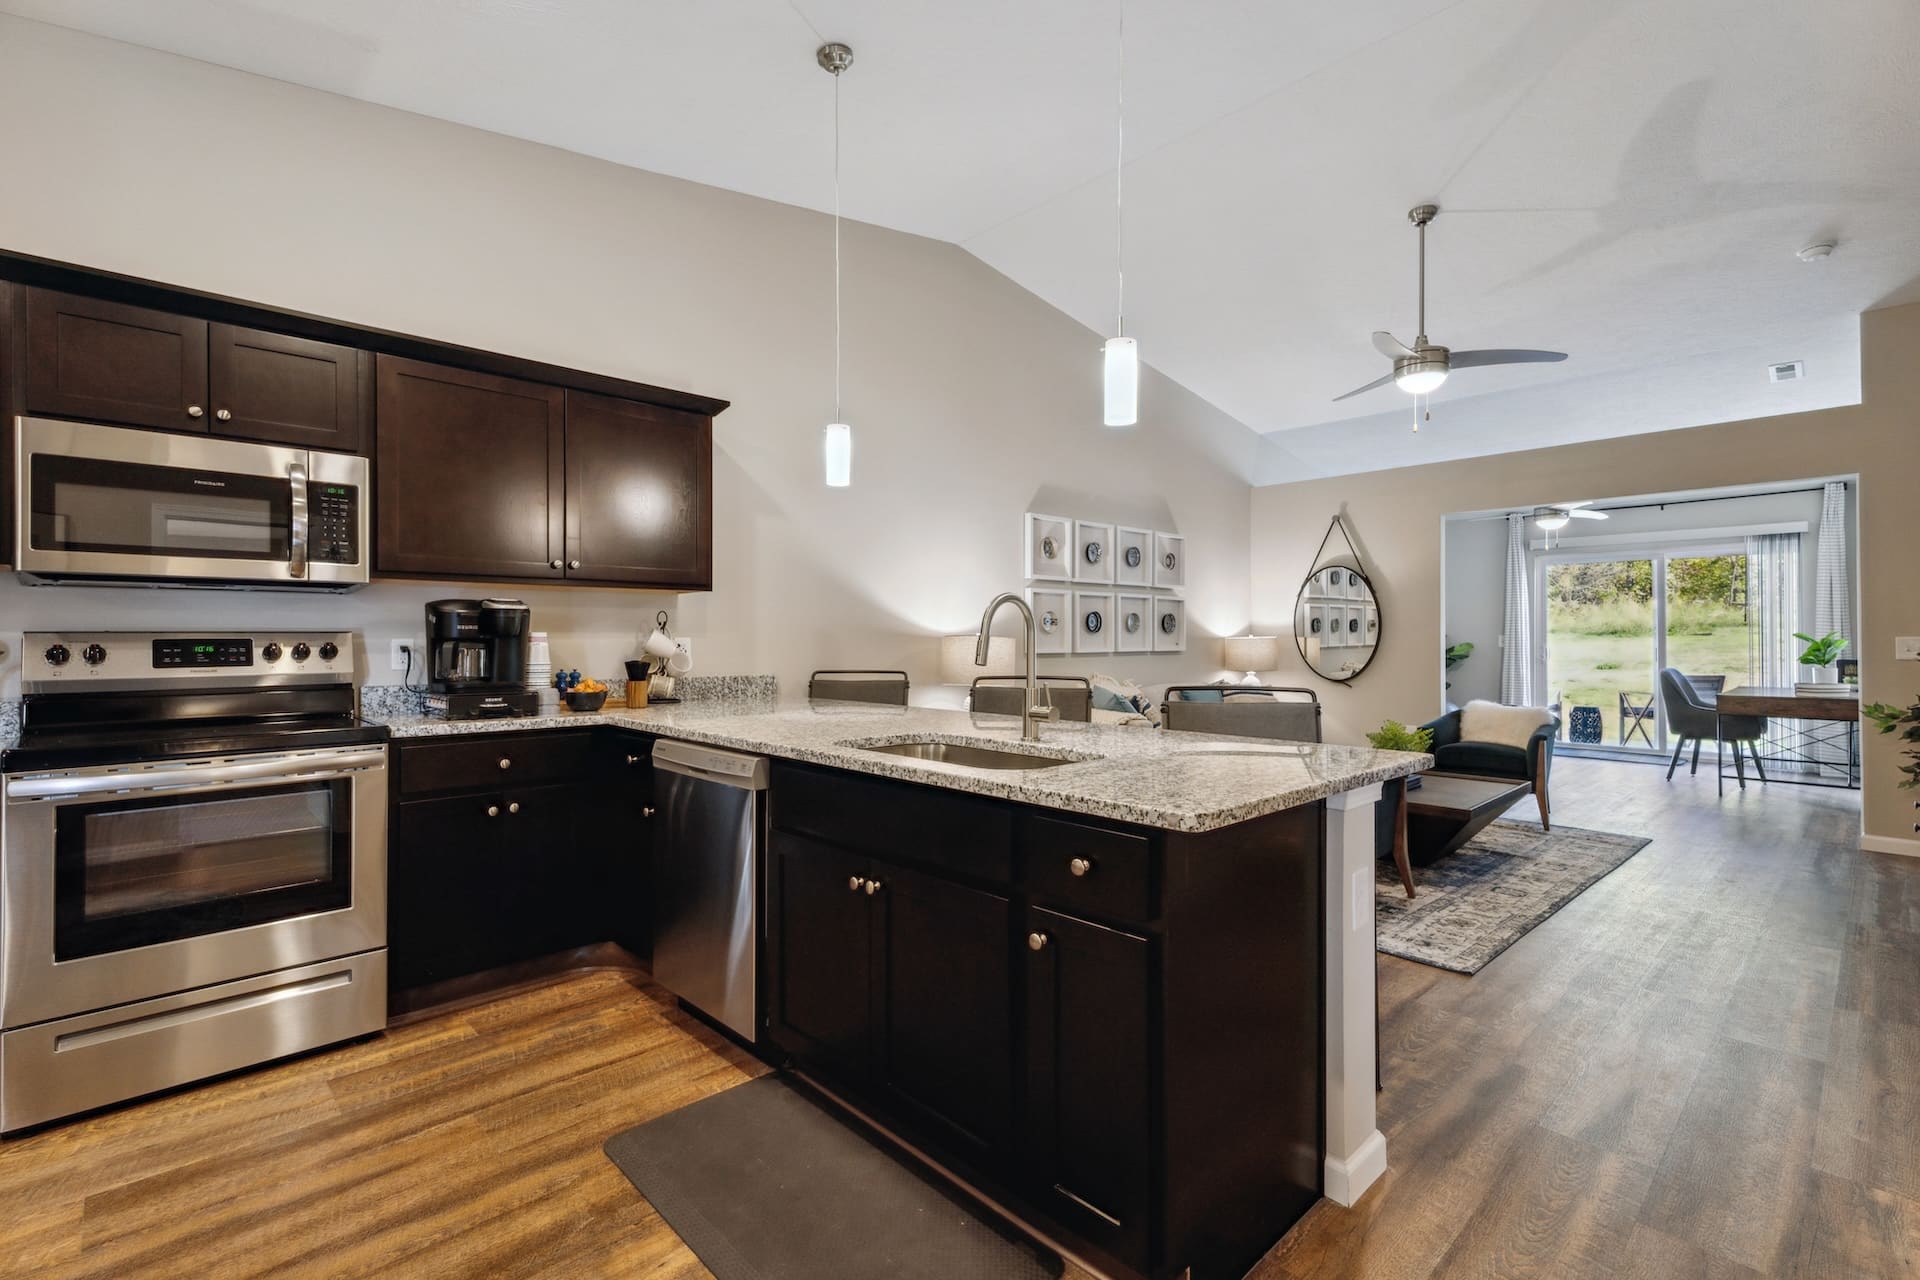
[1459,699,1551,750]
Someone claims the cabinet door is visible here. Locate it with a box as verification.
[209,323,367,452]
[1024,906,1153,1268]
[768,832,872,1073]
[25,288,209,431]
[374,355,564,579]
[500,783,588,962]
[874,861,1013,1158]
[602,740,654,959]
[388,792,508,991]
[563,390,711,587]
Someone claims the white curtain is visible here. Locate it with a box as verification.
[1812,481,1852,774]
[1502,514,1533,705]
[1746,532,1803,766]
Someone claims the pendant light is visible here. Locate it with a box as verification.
[1103,0,1137,427]
[818,42,854,486]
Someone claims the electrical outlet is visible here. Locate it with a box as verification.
[391,639,420,672]
[1897,636,1920,661]
[675,638,693,666]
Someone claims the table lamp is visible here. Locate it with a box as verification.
[1222,634,1281,685]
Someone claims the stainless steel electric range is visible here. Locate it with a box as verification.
[0,630,388,1132]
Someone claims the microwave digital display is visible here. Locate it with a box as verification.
[152,639,253,668]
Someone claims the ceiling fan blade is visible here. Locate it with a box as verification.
[1567,508,1608,519]
[1372,331,1415,358]
[1333,372,1396,402]
[1449,348,1568,369]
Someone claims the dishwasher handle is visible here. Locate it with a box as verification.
[651,739,770,791]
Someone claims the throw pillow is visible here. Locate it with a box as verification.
[1458,699,1551,750]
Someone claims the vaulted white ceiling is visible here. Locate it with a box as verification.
[7,0,1918,477]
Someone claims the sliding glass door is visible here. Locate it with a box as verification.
[1538,543,1753,754]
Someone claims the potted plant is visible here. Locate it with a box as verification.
[1865,698,1920,790]
[1366,719,1435,864]
[1795,631,1849,682]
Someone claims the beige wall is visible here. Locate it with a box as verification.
[1252,302,1920,844]
[0,18,1278,703]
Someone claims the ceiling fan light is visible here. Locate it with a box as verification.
[1535,511,1570,531]
[1395,367,1447,395]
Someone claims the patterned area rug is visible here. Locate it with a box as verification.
[1377,820,1651,974]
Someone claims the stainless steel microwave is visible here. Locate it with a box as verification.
[14,417,369,591]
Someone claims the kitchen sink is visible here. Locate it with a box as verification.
[851,739,1080,771]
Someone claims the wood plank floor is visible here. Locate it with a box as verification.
[2,757,1913,1279]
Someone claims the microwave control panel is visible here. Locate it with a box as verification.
[310,484,360,565]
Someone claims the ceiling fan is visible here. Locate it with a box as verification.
[1532,502,1608,531]
[1334,205,1568,404]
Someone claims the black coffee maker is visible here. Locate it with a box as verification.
[423,598,538,719]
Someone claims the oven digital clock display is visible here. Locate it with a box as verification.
[153,638,253,668]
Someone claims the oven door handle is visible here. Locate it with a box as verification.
[288,459,309,580]
[5,748,388,801]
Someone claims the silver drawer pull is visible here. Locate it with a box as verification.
[1028,931,1050,951]
[849,875,864,892]
[1069,857,1094,877]
[487,805,500,818]
[507,802,520,814]
[498,757,512,770]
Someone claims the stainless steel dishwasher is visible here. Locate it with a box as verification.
[649,739,769,1042]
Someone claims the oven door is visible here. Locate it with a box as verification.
[13,417,368,587]
[2,745,387,1029]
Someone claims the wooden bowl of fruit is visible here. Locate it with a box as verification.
[564,679,609,712]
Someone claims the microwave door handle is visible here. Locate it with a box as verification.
[288,459,309,579]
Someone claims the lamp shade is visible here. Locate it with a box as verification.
[1222,634,1281,674]
[941,634,1017,684]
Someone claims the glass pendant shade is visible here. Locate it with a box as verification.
[823,422,851,488]
[1103,336,1138,426]
[1395,367,1447,395]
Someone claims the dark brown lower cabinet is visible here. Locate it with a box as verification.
[1024,906,1152,1265]
[766,761,1325,1280]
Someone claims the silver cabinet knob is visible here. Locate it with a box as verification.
[848,875,864,892]
[864,878,883,895]
[626,755,642,765]
[1028,931,1050,951]
[568,559,582,570]
[186,405,204,418]
[641,806,657,818]
[498,757,511,770]
[486,805,500,818]
[1069,857,1093,877]
[550,559,563,570]
[507,802,520,814]
[215,408,232,421]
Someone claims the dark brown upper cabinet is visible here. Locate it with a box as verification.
[207,323,368,452]
[375,355,566,581]
[564,390,712,586]
[375,358,715,590]
[23,288,368,451]
[26,288,209,432]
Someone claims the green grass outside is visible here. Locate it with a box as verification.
[1548,602,1751,747]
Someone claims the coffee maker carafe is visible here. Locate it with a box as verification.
[423,599,538,718]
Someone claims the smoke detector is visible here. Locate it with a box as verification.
[1796,241,1837,262]
[1769,361,1806,383]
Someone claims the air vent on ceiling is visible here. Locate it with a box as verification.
[1768,361,1805,383]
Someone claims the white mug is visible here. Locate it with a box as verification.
[665,646,692,677]
[642,628,677,661]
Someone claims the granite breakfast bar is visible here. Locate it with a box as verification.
[376,694,1429,1271]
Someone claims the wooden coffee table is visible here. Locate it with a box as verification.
[1387,772,1532,898]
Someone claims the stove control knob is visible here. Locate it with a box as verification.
[318,641,339,662]
[261,642,283,662]
[291,642,312,662]
[82,644,107,666]
[43,644,70,667]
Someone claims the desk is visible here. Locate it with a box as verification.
[1716,686,1859,795]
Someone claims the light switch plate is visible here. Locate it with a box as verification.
[1898,636,1920,661]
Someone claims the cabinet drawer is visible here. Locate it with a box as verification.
[771,763,1012,884]
[1021,815,1153,923]
[397,731,594,796]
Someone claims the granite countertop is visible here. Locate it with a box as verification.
[370,697,1430,833]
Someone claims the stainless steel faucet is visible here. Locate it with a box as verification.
[975,592,1051,741]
